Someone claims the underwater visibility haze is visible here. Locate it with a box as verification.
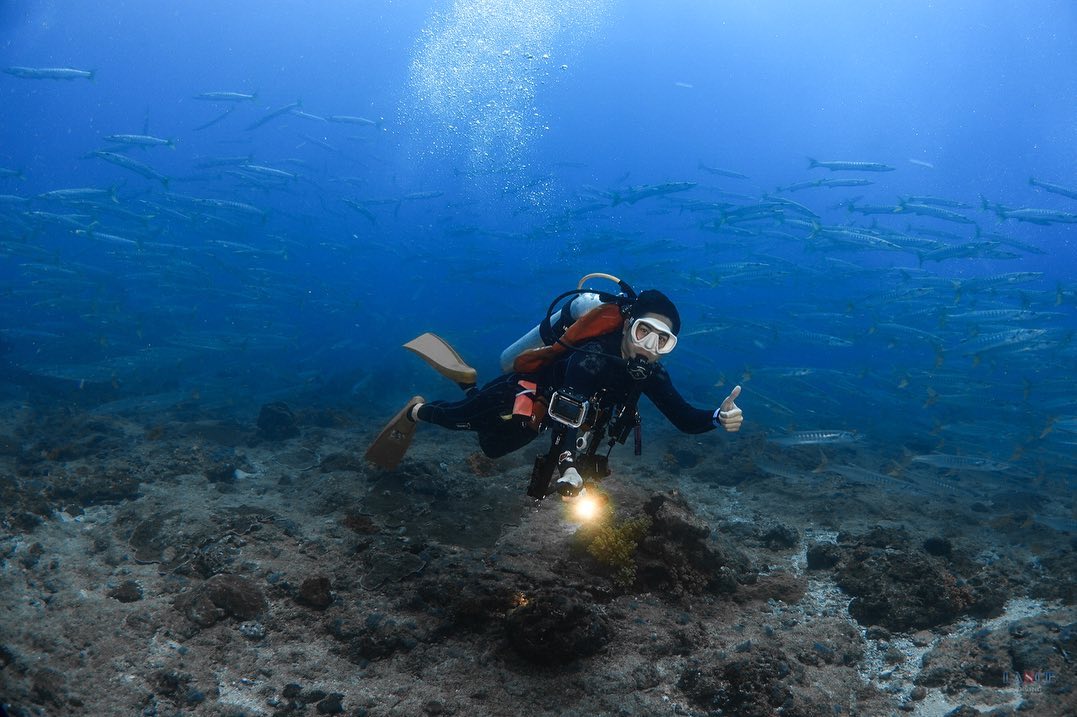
[1,1,1076,715]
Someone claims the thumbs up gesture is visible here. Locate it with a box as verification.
[717,385,743,432]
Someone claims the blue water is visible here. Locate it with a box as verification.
[2,1,1076,489]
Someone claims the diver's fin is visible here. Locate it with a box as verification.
[403,333,478,385]
[364,395,424,470]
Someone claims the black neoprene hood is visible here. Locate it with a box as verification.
[631,289,681,335]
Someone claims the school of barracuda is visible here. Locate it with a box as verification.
[1,63,1075,508]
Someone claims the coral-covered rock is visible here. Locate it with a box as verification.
[256,401,300,440]
[327,612,423,663]
[203,574,267,619]
[837,547,974,631]
[176,574,267,626]
[176,590,224,627]
[1033,548,1077,604]
[829,527,1014,631]
[806,542,841,570]
[204,462,235,484]
[408,564,519,633]
[735,571,807,605]
[504,591,610,665]
[316,693,345,714]
[107,580,143,603]
[679,648,823,717]
[761,523,800,550]
[624,491,752,596]
[297,576,333,609]
[643,491,710,543]
[923,536,952,557]
[579,515,653,588]
[963,568,1009,619]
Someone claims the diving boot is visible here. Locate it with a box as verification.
[364,395,424,470]
[403,333,477,392]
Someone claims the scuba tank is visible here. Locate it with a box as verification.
[499,273,634,373]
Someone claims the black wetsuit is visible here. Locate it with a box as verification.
[417,330,717,458]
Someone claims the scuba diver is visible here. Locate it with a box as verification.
[365,273,743,501]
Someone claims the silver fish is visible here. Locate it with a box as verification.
[896,202,975,224]
[957,328,1046,355]
[697,162,749,179]
[808,158,895,172]
[611,182,697,206]
[104,134,175,148]
[88,151,169,186]
[4,66,94,80]
[753,458,813,481]
[326,115,379,126]
[246,100,302,131]
[826,464,927,493]
[194,91,257,102]
[1000,207,1077,225]
[911,454,1010,472]
[1029,177,1077,201]
[769,430,860,447]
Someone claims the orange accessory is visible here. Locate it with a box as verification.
[512,303,625,374]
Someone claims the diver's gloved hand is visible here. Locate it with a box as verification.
[716,385,743,432]
[554,466,584,499]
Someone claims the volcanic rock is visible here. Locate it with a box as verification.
[107,579,143,603]
[837,547,974,631]
[679,647,823,717]
[177,574,267,626]
[504,591,610,664]
[297,576,333,609]
[257,401,300,440]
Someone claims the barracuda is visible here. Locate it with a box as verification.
[1000,207,1077,225]
[611,182,697,206]
[104,134,175,148]
[896,202,975,224]
[808,158,895,172]
[911,454,1010,471]
[697,162,749,179]
[89,151,169,186]
[327,115,379,126]
[826,464,928,494]
[957,328,1046,355]
[4,66,94,80]
[194,91,257,102]
[37,187,118,203]
[753,458,814,481]
[899,195,970,208]
[1029,177,1077,201]
[956,272,1044,291]
[246,100,302,131]
[769,430,860,447]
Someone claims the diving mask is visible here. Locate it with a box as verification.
[628,316,678,355]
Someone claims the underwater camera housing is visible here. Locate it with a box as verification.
[547,390,590,428]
